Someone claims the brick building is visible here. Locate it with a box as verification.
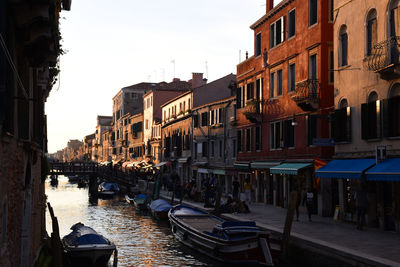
[93,115,112,162]
[236,0,334,214]
[0,0,71,266]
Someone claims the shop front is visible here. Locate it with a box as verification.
[250,161,281,204]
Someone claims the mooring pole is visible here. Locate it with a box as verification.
[281,191,297,257]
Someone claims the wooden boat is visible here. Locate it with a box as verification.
[77,176,88,188]
[133,193,149,211]
[62,222,116,267]
[98,182,119,198]
[168,205,278,266]
[125,194,135,205]
[149,199,172,220]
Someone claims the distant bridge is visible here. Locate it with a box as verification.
[49,161,137,190]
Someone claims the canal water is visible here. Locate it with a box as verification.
[45,176,225,267]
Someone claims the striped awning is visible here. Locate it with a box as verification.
[250,161,281,170]
[270,163,313,175]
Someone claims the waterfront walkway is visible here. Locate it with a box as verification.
[160,190,400,267]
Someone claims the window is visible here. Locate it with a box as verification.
[237,86,245,109]
[383,83,400,137]
[232,139,237,158]
[288,9,296,38]
[270,121,282,149]
[256,33,262,57]
[306,115,318,146]
[201,112,208,126]
[277,69,283,96]
[285,120,295,147]
[289,63,296,92]
[193,114,199,128]
[255,126,261,151]
[219,140,223,157]
[390,0,400,38]
[270,72,275,98]
[237,130,242,152]
[331,102,352,142]
[246,82,254,101]
[256,78,262,101]
[194,142,198,159]
[246,128,252,152]
[210,110,215,125]
[362,93,381,140]
[366,9,377,56]
[309,0,318,26]
[131,92,138,99]
[145,119,149,130]
[309,54,317,79]
[339,26,348,67]
[270,17,285,48]
[210,141,215,157]
[202,141,208,157]
[329,50,334,84]
[329,0,334,21]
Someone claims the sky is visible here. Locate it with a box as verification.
[46,0,282,153]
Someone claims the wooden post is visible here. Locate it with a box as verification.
[281,191,297,257]
[47,202,63,267]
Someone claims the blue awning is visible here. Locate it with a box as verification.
[366,158,400,181]
[315,159,375,179]
[270,163,313,175]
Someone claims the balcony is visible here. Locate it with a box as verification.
[367,36,400,80]
[291,79,320,112]
[243,99,263,123]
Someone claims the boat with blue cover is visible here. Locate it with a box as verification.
[149,199,172,220]
[98,182,119,198]
[168,205,279,266]
[133,193,149,211]
[62,222,116,267]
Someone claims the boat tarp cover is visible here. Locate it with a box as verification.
[220,221,257,228]
[100,182,119,191]
[63,224,109,246]
[150,199,172,212]
[135,193,148,199]
[173,205,208,216]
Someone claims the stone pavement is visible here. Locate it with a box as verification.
[160,190,400,267]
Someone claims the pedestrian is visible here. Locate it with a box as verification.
[232,177,240,201]
[204,177,211,207]
[244,177,251,204]
[295,188,302,221]
[355,186,368,230]
[303,187,314,222]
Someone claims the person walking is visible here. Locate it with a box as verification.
[244,178,251,204]
[355,187,368,230]
[232,177,240,201]
[303,188,314,222]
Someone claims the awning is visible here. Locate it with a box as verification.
[366,158,400,181]
[250,161,281,170]
[316,159,375,179]
[213,169,226,175]
[270,163,313,175]
[154,161,168,168]
[192,161,207,166]
[234,162,250,170]
[198,168,209,174]
[178,157,190,163]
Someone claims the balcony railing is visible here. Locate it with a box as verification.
[243,99,263,123]
[367,36,400,80]
[292,79,320,111]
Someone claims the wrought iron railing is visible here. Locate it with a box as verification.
[367,36,400,71]
[243,99,263,123]
[292,79,320,103]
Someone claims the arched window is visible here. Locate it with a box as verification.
[389,0,400,37]
[368,91,378,102]
[339,26,348,66]
[366,9,377,56]
[389,82,400,98]
[385,83,400,137]
[339,98,348,108]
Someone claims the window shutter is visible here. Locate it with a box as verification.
[236,87,241,109]
[361,103,368,140]
[281,16,285,42]
[346,107,352,142]
[383,98,391,137]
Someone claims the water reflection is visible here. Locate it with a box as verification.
[45,176,222,266]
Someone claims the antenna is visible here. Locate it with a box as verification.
[205,61,208,79]
[171,60,175,78]
[239,50,241,63]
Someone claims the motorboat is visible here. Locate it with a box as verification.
[68,174,80,183]
[77,176,89,188]
[149,199,172,220]
[62,222,116,267]
[168,205,279,266]
[98,182,119,198]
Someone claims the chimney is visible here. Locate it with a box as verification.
[266,0,274,13]
[246,51,248,60]
[172,78,180,82]
[191,73,204,88]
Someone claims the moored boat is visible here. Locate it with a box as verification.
[133,193,149,211]
[98,182,119,198]
[168,205,279,266]
[149,199,172,220]
[62,222,116,267]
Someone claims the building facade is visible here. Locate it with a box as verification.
[316,0,400,231]
[93,115,112,163]
[236,0,334,214]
